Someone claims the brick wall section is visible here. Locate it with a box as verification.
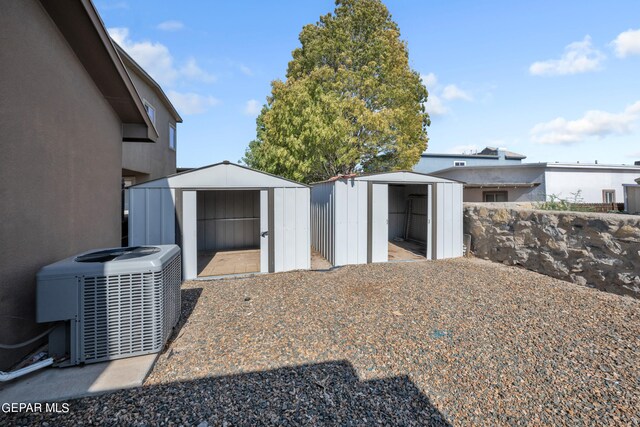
[464,203,640,298]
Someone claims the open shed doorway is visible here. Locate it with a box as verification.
[388,184,429,261]
[196,190,261,276]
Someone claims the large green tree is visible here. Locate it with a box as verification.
[243,0,429,183]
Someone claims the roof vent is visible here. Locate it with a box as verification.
[223,160,230,164]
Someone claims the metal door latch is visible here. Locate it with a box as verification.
[261,231,268,237]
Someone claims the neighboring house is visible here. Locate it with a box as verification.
[414,146,526,174]
[433,163,640,203]
[624,176,640,214]
[116,44,183,186]
[0,0,158,370]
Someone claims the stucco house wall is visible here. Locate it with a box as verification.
[435,165,546,202]
[120,54,180,183]
[435,164,640,203]
[545,168,640,203]
[0,0,152,370]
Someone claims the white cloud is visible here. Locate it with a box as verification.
[529,36,605,76]
[108,27,216,87]
[180,58,217,83]
[530,101,640,145]
[611,28,640,58]
[420,73,473,116]
[244,99,261,116]
[157,20,184,32]
[239,65,253,76]
[168,91,220,115]
[446,144,479,154]
[424,94,448,116]
[420,73,438,88]
[442,84,473,101]
[109,27,178,86]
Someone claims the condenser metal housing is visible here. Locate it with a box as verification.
[36,245,181,367]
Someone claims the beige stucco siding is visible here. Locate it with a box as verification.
[122,70,177,182]
[0,0,122,369]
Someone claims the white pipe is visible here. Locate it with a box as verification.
[0,357,54,382]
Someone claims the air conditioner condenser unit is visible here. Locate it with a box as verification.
[36,245,181,367]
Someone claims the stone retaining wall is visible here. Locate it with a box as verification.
[464,203,640,298]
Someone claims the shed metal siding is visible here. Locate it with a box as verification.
[311,182,336,265]
[272,187,310,272]
[435,182,463,259]
[624,185,640,214]
[128,188,176,246]
[128,163,310,279]
[310,172,463,266]
[370,183,389,263]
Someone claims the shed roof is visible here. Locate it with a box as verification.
[314,171,462,185]
[132,161,308,189]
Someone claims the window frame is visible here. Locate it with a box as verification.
[169,123,177,151]
[602,189,616,204]
[143,99,156,125]
[483,191,508,202]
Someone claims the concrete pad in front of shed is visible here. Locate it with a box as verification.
[0,354,157,404]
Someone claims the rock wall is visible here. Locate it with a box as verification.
[464,203,640,298]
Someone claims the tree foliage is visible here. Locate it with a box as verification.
[243,0,429,183]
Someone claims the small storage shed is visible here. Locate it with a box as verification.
[623,183,640,214]
[129,162,310,279]
[311,171,463,266]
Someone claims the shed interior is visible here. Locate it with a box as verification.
[196,190,261,276]
[388,184,428,261]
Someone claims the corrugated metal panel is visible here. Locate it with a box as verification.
[311,182,335,265]
[272,187,310,272]
[371,183,388,263]
[295,187,311,270]
[434,182,463,259]
[196,190,260,252]
[311,176,463,266]
[182,191,197,279]
[260,190,269,273]
[128,188,175,246]
[452,183,464,258]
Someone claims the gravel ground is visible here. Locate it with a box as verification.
[6,258,640,426]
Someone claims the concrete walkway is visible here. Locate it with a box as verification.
[0,354,157,404]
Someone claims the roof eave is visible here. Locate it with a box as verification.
[39,0,158,142]
[114,43,183,123]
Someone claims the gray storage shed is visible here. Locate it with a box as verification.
[129,162,310,279]
[624,183,640,214]
[311,171,463,266]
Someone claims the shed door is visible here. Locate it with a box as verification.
[260,190,269,273]
[370,183,388,263]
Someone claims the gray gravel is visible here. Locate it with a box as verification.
[5,258,640,426]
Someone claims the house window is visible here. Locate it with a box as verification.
[483,191,508,202]
[453,161,467,167]
[169,124,176,151]
[603,190,615,204]
[143,100,156,124]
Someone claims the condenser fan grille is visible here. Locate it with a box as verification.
[81,253,181,363]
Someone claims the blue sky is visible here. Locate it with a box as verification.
[96,0,640,167]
